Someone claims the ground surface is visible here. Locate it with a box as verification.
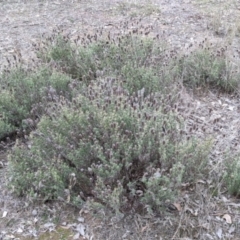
[1,0,240,239]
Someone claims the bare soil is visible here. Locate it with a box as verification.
[1,0,240,239]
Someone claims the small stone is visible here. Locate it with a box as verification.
[32,209,37,216]
[77,217,84,223]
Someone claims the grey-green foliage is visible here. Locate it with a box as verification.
[8,78,210,214]
[224,155,240,197]
[40,33,240,95]
[178,48,239,93]
[38,33,176,95]
[0,68,72,139]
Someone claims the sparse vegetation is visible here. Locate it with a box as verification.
[115,1,160,17]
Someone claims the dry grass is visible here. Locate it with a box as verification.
[114,1,161,17]
[192,0,240,38]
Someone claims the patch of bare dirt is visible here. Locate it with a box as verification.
[1,0,240,239]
